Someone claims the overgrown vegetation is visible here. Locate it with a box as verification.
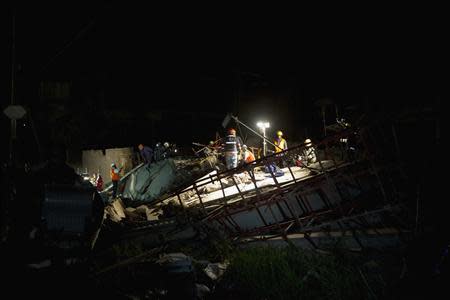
[176,238,233,263]
[213,245,385,300]
[94,223,396,299]
[111,241,146,261]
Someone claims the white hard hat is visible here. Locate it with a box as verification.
[304,139,312,146]
[111,163,115,167]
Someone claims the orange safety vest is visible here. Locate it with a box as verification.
[110,167,120,181]
[274,138,287,153]
[244,150,256,163]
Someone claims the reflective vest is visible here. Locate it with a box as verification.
[274,138,287,153]
[225,134,240,152]
[244,150,256,163]
[110,167,120,181]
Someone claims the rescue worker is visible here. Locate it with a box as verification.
[302,138,317,165]
[242,145,256,164]
[96,174,103,191]
[154,142,163,162]
[162,142,170,159]
[223,128,243,170]
[274,130,288,153]
[110,163,122,198]
[138,143,154,165]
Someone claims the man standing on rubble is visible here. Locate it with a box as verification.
[273,130,288,168]
[274,130,288,153]
[162,142,171,159]
[138,143,153,165]
[110,163,122,199]
[223,128,243,170]
[301,138,317,165]
[154,142,164,162]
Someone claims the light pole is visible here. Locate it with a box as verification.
[257,121,270,156]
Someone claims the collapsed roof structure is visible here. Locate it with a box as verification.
[102,115,411,251]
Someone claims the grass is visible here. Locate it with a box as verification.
[214,245,379,300]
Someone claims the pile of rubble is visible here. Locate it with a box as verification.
[101,155,219,228]
[104,198,160,223]
[100,115,414,257]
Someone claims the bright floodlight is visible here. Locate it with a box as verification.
[257,121,270,129]
[257,121,270,156]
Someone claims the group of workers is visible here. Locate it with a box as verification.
[222,128,317,171]
[138,142,174,165]
[108,142,175,199]
[108,130,317,199]
[222,128,260,169]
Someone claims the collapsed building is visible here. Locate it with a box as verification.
[2,107,441,298]
[101,115,413,252]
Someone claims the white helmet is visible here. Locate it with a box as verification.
[111,163,115,167]
[304,139,312,146]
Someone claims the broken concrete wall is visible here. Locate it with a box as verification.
[82,147,134,184]
[122,159,177,202]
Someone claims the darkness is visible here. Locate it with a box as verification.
[0,4,444,169]
[1,5,440,155]
[2,5,442,155]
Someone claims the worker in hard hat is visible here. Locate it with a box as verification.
[154,142,163,162]
[301,138,317,165]
[223,128,243,169]
[110,163,122,199]
[162,142,171,159]
[274,130,288,153]
[241,144,256,164]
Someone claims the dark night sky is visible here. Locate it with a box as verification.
[1,4,443,163]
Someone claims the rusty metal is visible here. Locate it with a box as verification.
[142,119,409,250]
